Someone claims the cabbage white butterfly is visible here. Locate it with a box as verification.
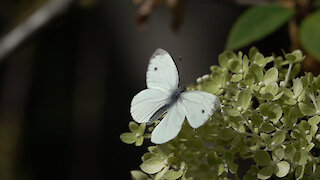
[130,49,220,144]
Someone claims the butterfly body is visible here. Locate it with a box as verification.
[130,49,220,144]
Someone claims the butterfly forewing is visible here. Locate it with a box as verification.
[180,91,220,128]
[146,49,179,92]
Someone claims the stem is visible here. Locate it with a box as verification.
[0,0,74,61]
[308,92,319,114]
[280,63,293,87]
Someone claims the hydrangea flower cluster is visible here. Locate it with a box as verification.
[121,48,320,179]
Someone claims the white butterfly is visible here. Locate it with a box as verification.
[130,49,220,144]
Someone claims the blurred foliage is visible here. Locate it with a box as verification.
[132,0,320,73]
[226,0,320,68]
[121,48,320,179]
[77,0,99,7]
[133,0,184,31]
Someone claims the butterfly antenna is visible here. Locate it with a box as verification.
[177,55,184,89]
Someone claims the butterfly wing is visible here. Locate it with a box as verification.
[131,89,171,123]
[151,101,185,144]
[147,49,179,92]
[180,91,220,128]
[131,49,179,124]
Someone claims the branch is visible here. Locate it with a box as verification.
[0,0,75,61]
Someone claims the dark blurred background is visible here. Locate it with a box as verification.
[0,0,290,179]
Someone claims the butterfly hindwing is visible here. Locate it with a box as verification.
[131,89,171,123]
[151,101,185,144]
[180,91,220,128]
[147,49,179,92]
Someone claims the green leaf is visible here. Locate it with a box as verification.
[259,103,270,116]
[228,58,242,73]
[218,163,228,176]
[268,103,282,124]
[306,142,315,152]
[200,81,220,94]
[310,125,318,136]
[120,132,137,144]
[295,165,305,180]
[298,150,309,165]
[275,161,290,178]
[249,64,263,83]
[237,89,251,109]
[199,73,223,94]
[284,144,296,162]
[131,170,149,180]
[218,50,237,68]
[260,92,274,101]
[300,10,320,61]
[136,136,144,146]
[230,74,243,82]
[272,131,286,146]
[129,121,140,133]
[298,102,316,116]
[244,74,255,86]
[290,63,301,79]
[288,50,304,63]
[243,55,250,74]
[249,47,259,60]
[315,166,320,177]
[163,170,184,180]
[285,107,300,128]
[261,122,276,132]
[265,83,279,96]
[254,150,272,166]
[148,146,167,159]
[229,163,238,174]
[253,53,268,67]
[280,87,297,105]
[218,128,235,141]
[273,91,284,101]
[260,133,272,147]
[207,152,219,165]
[243,175,256,180]
[137,123,146,135]
[264,67,278,84]
[315,75,320,89]
[251,113,263,127]
[154,166,169,180]
[224,107,240,117]
[140,157,166,174]
[293,78,303,97]
[257,166,274,180]
[272,146,285,161]
[226,5,294,49]
[142,152,155,162]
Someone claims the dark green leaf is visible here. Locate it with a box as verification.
[257,166,274,179]
[226,5,294,49]
[300,10,320,61]
[254,150,272,166]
